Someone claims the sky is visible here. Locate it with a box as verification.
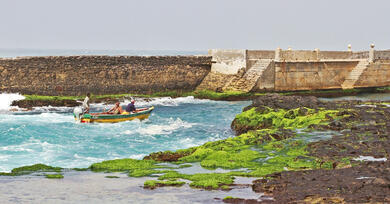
[0,0,389,51]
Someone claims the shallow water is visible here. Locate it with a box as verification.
[0,172,264,204]
[0,93,250,172]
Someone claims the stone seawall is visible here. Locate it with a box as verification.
[0,56,211,95]
[1,48,390,96]
[274,61,358,91]
[198,49,390,92]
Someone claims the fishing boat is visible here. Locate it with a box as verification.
[73,107,154,123]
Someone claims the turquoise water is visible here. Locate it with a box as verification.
[0,94,249,172]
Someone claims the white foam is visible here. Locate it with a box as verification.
[356,176,375,180]
[136,118,195,135]
[2,96,212,114]
[124,96,212,107]
[0,93,25,111]
[87,96,209,110]
[0,155,10,162]
[129,154,147,160]
[73,154,106,163]
[353,156,387,162]
[5,112,74,124]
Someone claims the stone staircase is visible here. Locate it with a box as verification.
[224,59,272,92]
[341,60,370,89]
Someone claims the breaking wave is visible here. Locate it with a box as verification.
[124,96,212,107]
[135,118,195,135]
[0,93,25,111]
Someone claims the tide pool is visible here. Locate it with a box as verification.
[0,94,250,172]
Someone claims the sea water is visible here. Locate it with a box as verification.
[0,93,250,172]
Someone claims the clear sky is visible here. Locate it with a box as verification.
[0,0,389,51]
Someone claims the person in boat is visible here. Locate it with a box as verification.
[126,99,136,113]
[107,102,123,114]
[82,93,91,113]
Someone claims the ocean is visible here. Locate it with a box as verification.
[0,93,250,172]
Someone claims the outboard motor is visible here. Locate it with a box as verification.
[73,107,83,120]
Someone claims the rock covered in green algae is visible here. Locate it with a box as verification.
[89,158,170,177]
[158,171,235,189]
[143,180,185,189]
[0,164,62,176]
[45,174,64,179]
[231,107,339,135]
[143,148,196,162]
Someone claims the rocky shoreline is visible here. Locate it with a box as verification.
[3,93,390,203]
[229,94,390,203]
[10,87,390,109]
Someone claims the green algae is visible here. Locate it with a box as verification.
[144,179,186,189]
[0,164,62,176]
[234,107,339,130]
[105,176,120,178]
[178,164,192,168]
[223,196,235,200]
[200,149,261,169]
[72,167,89,171]
[129,169,170,177]
[45,174,64,179]
[158,171,235,189]
[90,158,166,177]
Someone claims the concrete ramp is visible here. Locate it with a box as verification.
[224,59,272,92]
[341,60,370,89]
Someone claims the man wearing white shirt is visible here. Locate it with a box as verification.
[82,93,91,113]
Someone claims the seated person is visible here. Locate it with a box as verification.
[126,99,136,113]
[107,102,123,114]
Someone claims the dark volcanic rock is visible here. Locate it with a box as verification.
[243,94,324,111]
[253,161,390,203]
[143,149,196,162]
[223,197,261,204]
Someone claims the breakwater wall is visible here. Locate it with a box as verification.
[198,47,390,92]
[1,47,390,96]
[0,56,211,95]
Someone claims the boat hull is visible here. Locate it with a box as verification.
[75,107,154,123]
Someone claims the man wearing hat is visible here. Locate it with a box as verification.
[126,99,136,113]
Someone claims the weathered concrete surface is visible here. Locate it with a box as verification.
[224,59,272,92]
[208,49,246,75]
[355,61,390,88]
[252,60,275,91]
[274,61,358,91]
[0,56,211,95]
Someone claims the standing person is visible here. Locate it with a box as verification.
[126,99,136,113]
[82,93,91,113]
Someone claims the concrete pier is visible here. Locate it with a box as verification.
[199,47,390,92]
